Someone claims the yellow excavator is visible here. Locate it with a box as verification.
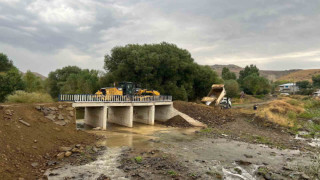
[95,82,160,100]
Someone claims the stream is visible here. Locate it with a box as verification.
[45,122,317,180]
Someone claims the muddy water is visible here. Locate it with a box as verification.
[46,122,315,180]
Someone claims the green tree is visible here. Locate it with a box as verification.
[242,74,270,95]
[0,68,24,102]
[238,64,259,85]
[312,75,320,88]
[23,70,44,92]
[61,70,100,94]
[221,67,236,80]
[47,66,82,97]
[103,42,221,100]
[224,80,239,98]
[0,53,14,72]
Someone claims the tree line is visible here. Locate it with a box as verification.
[1,42,319,102]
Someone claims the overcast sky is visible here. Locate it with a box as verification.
[0,0,319,76]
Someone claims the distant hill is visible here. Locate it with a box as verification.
[210,64,300,81]
[21,71,47,80]
[277,69,320,82]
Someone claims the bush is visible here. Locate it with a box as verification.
[6,91,53,103]
[224,80,239,98]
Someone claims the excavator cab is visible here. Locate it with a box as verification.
[118,82,136,95]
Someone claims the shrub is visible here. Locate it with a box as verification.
[134,156,143,163]
[6,90,54,103]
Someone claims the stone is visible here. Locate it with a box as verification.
[46,161,57,166]
[58,114,64,120]
[235,160,252,166]
[49,107,58,111]
[92,146,98,153]
[97,174,111,180]
[93,127,101,130]
[69,111,74,117]
[45,114,56,121]
[56,152,65,159]
[244,154,253,158]
[31,162,38,168]
[72,148,81,153]
[300,173,310,180]
[65,151,72,157]
[19,120,30,127]
[35,106,41,111]
[75,144,81,148]
[34,140,38,143]
[59,146,72,152]
[66,107,74,111]
[58,105,63,109]
[54,121,66,126]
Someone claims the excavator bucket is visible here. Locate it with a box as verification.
[201,84,226,106]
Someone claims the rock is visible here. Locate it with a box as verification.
[56,152,65,159]
[92,146,98,153]
[72,148,81,153]
[5,109,13,116]
[235,160,252,166]
[244,154,253,158]
[54,121,66,126]
[69,111,74,117]
[35,106,41,111]
[19,120,30,127]
[45,114,56,121]
[66,107,74,111]
[58,105,63,109]
[31,162,39,168]
[57,114,64,120]
[46,161,57,166]
[97,174,111,180]
[34,140,38,143]
[65,151,72,157]
[49,107,58,111]
[93,127,102,130]
[300,173,310,180]
[59,146,72,152]
[75,144,81,148]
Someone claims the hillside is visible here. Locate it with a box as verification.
[277,69,320,82]
[210,64,299,81]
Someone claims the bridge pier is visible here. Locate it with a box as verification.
[133,105,155,125]
[84,106,108,130]
[108,106,133,127]
[155,104,175,122]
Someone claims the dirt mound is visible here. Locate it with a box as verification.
[0,103,97,180]
[162,115,193,128]
[173,101,235,127]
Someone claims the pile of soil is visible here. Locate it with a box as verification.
[162,115,193,128]
[173,101,235,127]
[0,103,97,180]
[119,149,198,180]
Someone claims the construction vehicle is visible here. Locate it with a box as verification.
[201,84,231,108]
[95,82,160,100]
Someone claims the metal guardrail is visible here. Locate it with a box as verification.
[58,94,172,102]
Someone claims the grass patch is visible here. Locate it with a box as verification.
[167,170,177,176]
[134,156,143,163]
[199,128,213,133]
[296,154,320,179]
[6,90,53,103]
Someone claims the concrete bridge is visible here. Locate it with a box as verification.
[60,94,175,130]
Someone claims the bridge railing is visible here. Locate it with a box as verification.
[58,94,172,102]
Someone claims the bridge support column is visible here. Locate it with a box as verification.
[133,105,155,125]
[155,104,175,122]
[108,106,133,127]
[84,106,107,129]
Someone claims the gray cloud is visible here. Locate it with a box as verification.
[0,0,319,76]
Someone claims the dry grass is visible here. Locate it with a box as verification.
[257,99,304,127]
[6,90,54,103]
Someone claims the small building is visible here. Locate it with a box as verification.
[313,90,320,97]
[279,83,299,94]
